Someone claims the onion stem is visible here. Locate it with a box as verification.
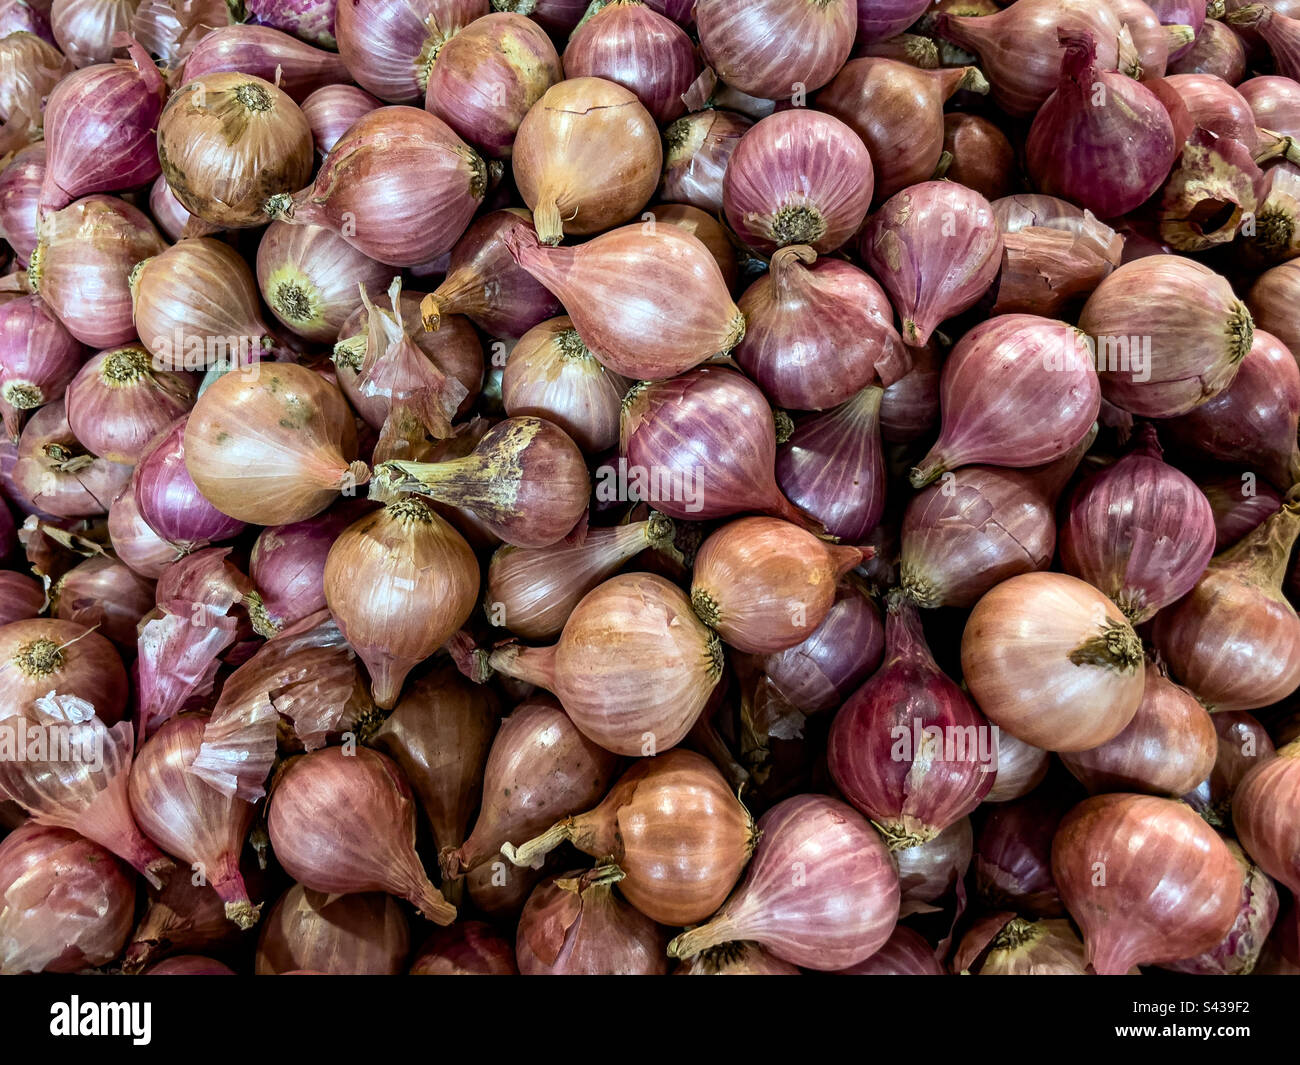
[501,817,575,869]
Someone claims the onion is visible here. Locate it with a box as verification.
[51,555,154,650]
[379,416,588,548]
[129,0,230,68]
[1156,129,1266,254]
[516,865,668,976]
[934,0,1124,117]
[562,2,697,125]
[323,497,478,709]
[862,181,1002,348]
[1079,255,1254,417]
[962,572,1146,751]
[28,194,165,348]
[266,106,486,268]
[0,572,43,625]
[954,913,1091,975]
[676,942,802,975]
[939,113,1016,203]
[511,77,660,244]
[268,746,456,923]
[911,315,1100,487]
[1240,162,1300,267]
[300,84,381,158]
[11,400,131,517]
[51,0,138,67]
[974,791,1067,915]
[256,886,410,975]
[501,316,630,453]
[1231,741,1300,915]
[1227,2,1300,76]
[505,223,743,380]
[828,596,994,847]
[245,0,337,48]
[410,920,517,974]
[181,25,348,101]
[834,924,942,975]
[1052,792,1245,973]
[880,342,941,444]
[775,387,887,542]
[1027,31,1178,218]
[108,480,179,578]
[0,0,54,41]
[256,222,390,344]
[38,37,164,215]
[1199,472,1284,549]
[1239,73,1300,139]
[132,238,285,371]
[335,0,488,104]
[64,345,195,465]
[425,12,561,158]
[0,293,86,441]
[0,142,45,266]
[894,815,972,906]
[490,0,586,35]
[1248,257,1300,355]
[1110,0,1188,77]
[659,109,752,216]
[1184,711,1276,826]
[722,110,873,255]
[0,824,133,974]
[488,572,723,757]
[694,0,855,100]
[621,367,811,526]
[485,512,676,641]
[1153,498,1300,711]
[143,954,234,974]
[690,517,862,654]
[857,0,930,42]
[147,172,195,240]
[667,794,899,971]
[1165,329,1300,490]
[504,749,755,926]
[133,417,246,554]
[128,713,261,929]
[184,362,370,527]
[0,33,70,157]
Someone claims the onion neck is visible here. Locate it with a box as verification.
[884,593,938,670]
[933,65,989,100]
[1214,499,1300,594]
[487,642,559,692]
[1057,29,1100,86]
[1067,619,1144,673]
[245,590,282,638]
[769,245,818,290]
[667,912,738,959]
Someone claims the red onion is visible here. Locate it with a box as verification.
[880,342,941,444]
[51,0,137,67]
[862,181,1002,348]
[857,0,930,42]
[29,194,165,348]
[954,912,1092,974]
[268,746,455,923]
[1052,793,1245,973]
[0,0,54,41]
[694,0,855,100]
[620,367,812,527]
[1239,73,1300,139]
[0,824,133,973]
[894,816,972,905]
[335,0,488,104]
[490,0,586,35]
[940,113,1016,202]
[1155,71,1259,145]
[736,247,906,411]
[828,596,994,846]
[0,33,70,157]
[256,886,410,975]
[133,417,246,554]
[1232,741,1300,908]
[1154,499,1300,711]
[0,572,43,625]
[300,84,381,158]
[181,24,350,101]
[425,12,561,158]
[246,0,337,48]
[676,942,801,975]
[1248,257,1300,356]
[0,142,44,266]
[11,400,132,518]
[1165,329,1300,490]
[0,293,86,441]
[934,0,1124,117]
[1184,711,1276,826]
[1027,31,1178,219]
[659,109,752,216]
[129,0,230,68]
[516,866,668,975]
[775,387,886,542]
[128,713,261,928]
[1079,255,1254,417]
[1227,3,1300,77]
[108,480,178,578]
[505,224,743,380]
[488,572,723,757]
[1199,471,1284,549]
[974,791,1067,916]
[64,345,195,465]
[52,555,154,650]
[410,920,516,974]
[562,2,697,125]
[267,106,486,269]
[667,794,900,971]
[1110,0,1188,77]
[911,314,1100,487]
[722,110,873,255]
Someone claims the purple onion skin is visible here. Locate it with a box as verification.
[0,571,43,624]
[832,924,943,974]
[1165,330,1300,492]
[0,142,45,266]
[1169,17,1248,81]
[301,85,382,157]
[776,387,885,542]
[0,0,54,42]
[911,314,1101,487]
[181,24,352,102]
[659,109,753,216]
[1150,0,1208,57]
[1182,711,1276,827]
[880,343,940,444]
[1059,428,1216,624]
[1198,472,1284,549]
[894,816,972,904]
[973,791,1069,917]
[855,0,930,42]
[562,2,697,125]
[246,0,339,49]
[862,181,1003,348]
[759,582,884,715]
[0,498,15,561]
[1161,851,1278,975]
[133,417,247,550]
[828,598,996,848]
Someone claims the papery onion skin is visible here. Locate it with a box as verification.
[410,920,517,975]
[256,886,410,975]
[974,791,1067,916]
[722,110,874,255]
[658,109,752,216]
[0,617,129,723]
[1052,792,1245,974]
[0,142,45,266]
[694,0,856,101]
[300,85,382,158]
[1232,741,1300,901]
[666,794,900,971]
[133,416,246,553]
[51,0,137,67]
[941,113,1016,202]
[962,572,1146,752]
[954,913,1092,975]
[0,292,86,441]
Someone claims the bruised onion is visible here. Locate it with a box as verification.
[488,572,723,757]
[676,942,801,975]
[1052,792,1245,974]
[667,794,899,971]
[0,293,86,440]
[256,885,410,976]
[300,84,381,157]
[410,920,516,975]
[323,497,478,709]
[723,110,873,255]
[658,109,752,216]
[133,416,245,554]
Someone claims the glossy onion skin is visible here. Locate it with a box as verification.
[1232,744,1300,898]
